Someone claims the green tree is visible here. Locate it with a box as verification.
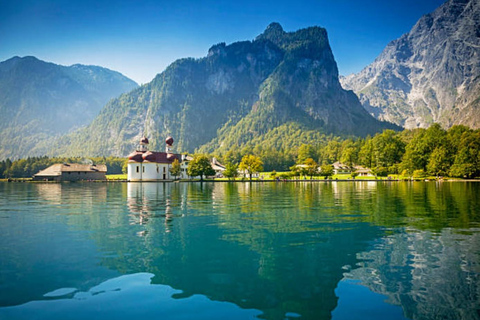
[319,164,334,179]
[169,159,182,180]
[289,164,301,180]
[239,155,263,181]
[340,139,358,169]
[223,149,242,165]
[372,166,388,178]
[297,144,317,164]
[401,124,447,174]
[413,169,427,180]
[358,137,374,168]
[304,158,319,179]
[350,170,359,179]
[320,139,342,164]
[269,170,277,180]
[187,155,215,181]
[223,162,238,181]
[449,131,480,178]
[372,129,405,171]
[426,146,450,177]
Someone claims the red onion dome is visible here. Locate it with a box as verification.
[128,152,143,162]
[140,136,149,145]
[165,136,174,146]
[142,151,156,162]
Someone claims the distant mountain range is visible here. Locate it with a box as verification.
[0,56,138,159]
[341,0,480,129]
[44,23,396,158]
[2,0,479,160]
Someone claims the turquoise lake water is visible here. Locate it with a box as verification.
[0,181,479,320]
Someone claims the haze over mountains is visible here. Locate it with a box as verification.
[0,56,138,159]
[341,0,480,129]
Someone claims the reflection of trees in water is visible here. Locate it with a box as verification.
[48,181,480,320]
[347,229,480,320]
[179,182,384,319]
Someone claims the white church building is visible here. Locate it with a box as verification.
[127,136,191,181]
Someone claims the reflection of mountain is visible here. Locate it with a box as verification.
[0,273,262,319]
[119,182,384,319]
[1,182,479,319]
[347,228,480,320]
[0,183,115,307]
[90,182,480,319]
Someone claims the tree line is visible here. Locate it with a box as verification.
[0,156,126,179]
[214,124,480,179]
[1,125,479,179]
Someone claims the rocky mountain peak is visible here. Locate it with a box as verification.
[48,24,396,158]
[258,22,285,39]
[341,0,480,129]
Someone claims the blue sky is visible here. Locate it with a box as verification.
[0,0,446,84]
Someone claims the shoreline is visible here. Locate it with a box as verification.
[2,178,480,183]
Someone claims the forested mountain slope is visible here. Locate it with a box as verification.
[0,56,138,159]
[52,23,397,157]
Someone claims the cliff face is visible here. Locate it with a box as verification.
[52,23,396,157]
[0,56,138,159]
[341,0,480,129]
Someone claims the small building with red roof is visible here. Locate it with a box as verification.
[127,136,191,181]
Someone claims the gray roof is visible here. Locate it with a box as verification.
[34,163,107,177]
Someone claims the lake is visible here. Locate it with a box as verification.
[0,181,479,320]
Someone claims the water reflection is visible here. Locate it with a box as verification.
[36,182,107,207]
[0,273,262,320]
[126,183,186,233]
[121,182,386,319]
[345,228,480,320]
[0,182,480,319]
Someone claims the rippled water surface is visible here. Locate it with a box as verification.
[0,181,479,319]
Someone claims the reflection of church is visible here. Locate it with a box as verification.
[127,136,191,181]
[127,182,186,233]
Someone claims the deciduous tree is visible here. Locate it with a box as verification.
[239,155,263,181]
[169,159,182,180]
[223,162,238,181]
[187,155,215,181]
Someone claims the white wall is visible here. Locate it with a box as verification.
[128,162,143,181]
[128,160,194,181]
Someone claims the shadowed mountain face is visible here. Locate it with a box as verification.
[341,0,480,129]
[0,56,138,160]
[49,23,397,158]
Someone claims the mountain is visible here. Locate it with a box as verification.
[0,56,138,160]
[341,0,480,129]
[50,23,397,158]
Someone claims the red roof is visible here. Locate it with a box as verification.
[128,151,183,164]
[165,136,174,146]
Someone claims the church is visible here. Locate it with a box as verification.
[127,136,191,181]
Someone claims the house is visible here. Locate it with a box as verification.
[332,162,351,175]
[33,163,107,181]
[330,162,374,177]
[127,136,191,181]
[353,165,373,177]
[210,157,226,177]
